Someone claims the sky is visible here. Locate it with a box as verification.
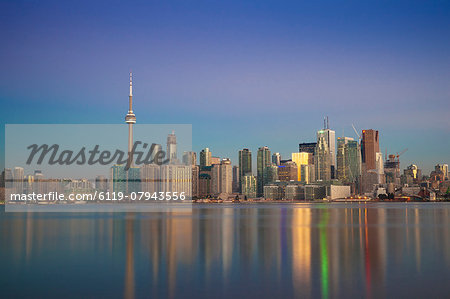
[1,0,449,175]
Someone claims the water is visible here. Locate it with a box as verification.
[1,203,449,298]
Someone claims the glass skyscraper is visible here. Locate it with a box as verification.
[200,148,212,168]
[257,146,272,196]
[238,148,252,192]
[315,132,331,181]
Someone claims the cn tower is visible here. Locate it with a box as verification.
[125,72,136,162]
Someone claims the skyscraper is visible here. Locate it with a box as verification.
[242,175,257,199]
[336,137,362,186]
[346,140,362,184]
[192,165,199,198]
[212,158,232,195]
[361,129,384,192]
[232,166,240,193]
[361,129,380,170]
[257,146,272,196]
[167,131,177,163]
[336,137,353,182]
[317,118,336,178]
[238,148,252,192]
[200,148,212,168]
[315,133,331,181]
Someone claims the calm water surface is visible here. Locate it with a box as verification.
[1,203,449,298]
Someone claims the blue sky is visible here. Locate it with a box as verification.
[1,0,449,174]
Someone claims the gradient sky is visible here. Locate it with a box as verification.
[1,0,449,174]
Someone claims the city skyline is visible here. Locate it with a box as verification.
[1,71,447,183]
[1,1,450,174]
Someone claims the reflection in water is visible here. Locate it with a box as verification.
[124,215,135,299]
[1,203,450,298]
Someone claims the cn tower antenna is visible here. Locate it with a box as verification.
[125,72,136,161]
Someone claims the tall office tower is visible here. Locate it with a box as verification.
[182,151,197,166]
[212,158,232,195]
[192,165,199,198]
[242,175,257,199]
[336,137,353,182]
[125,72,136,160]
[167,131,177,162]
[278,160,298,182]
[317,119,336,178]
[272,153,281,166]
[160,164,192,198]
[257,146,272,196]
[199,148,212,168]
[292,152,310,181]
[315,133,331,181]
[140,164,161,193]
[435,164,449,180]
[361,129,383,192]
[346,140,362,183]
[13,167,24,194]
[238,148,252,192]
[95,175,108,192]
[361,129,380,170]
[232,166,240,193]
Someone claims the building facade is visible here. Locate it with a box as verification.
[238,148,252,192]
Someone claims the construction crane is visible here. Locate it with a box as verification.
[352,124,361,141]
[396,148,408,162]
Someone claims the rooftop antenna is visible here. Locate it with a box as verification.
[323,117,326,130]
[326,116,329,129]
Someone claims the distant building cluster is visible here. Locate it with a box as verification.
[2,78,449,202]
